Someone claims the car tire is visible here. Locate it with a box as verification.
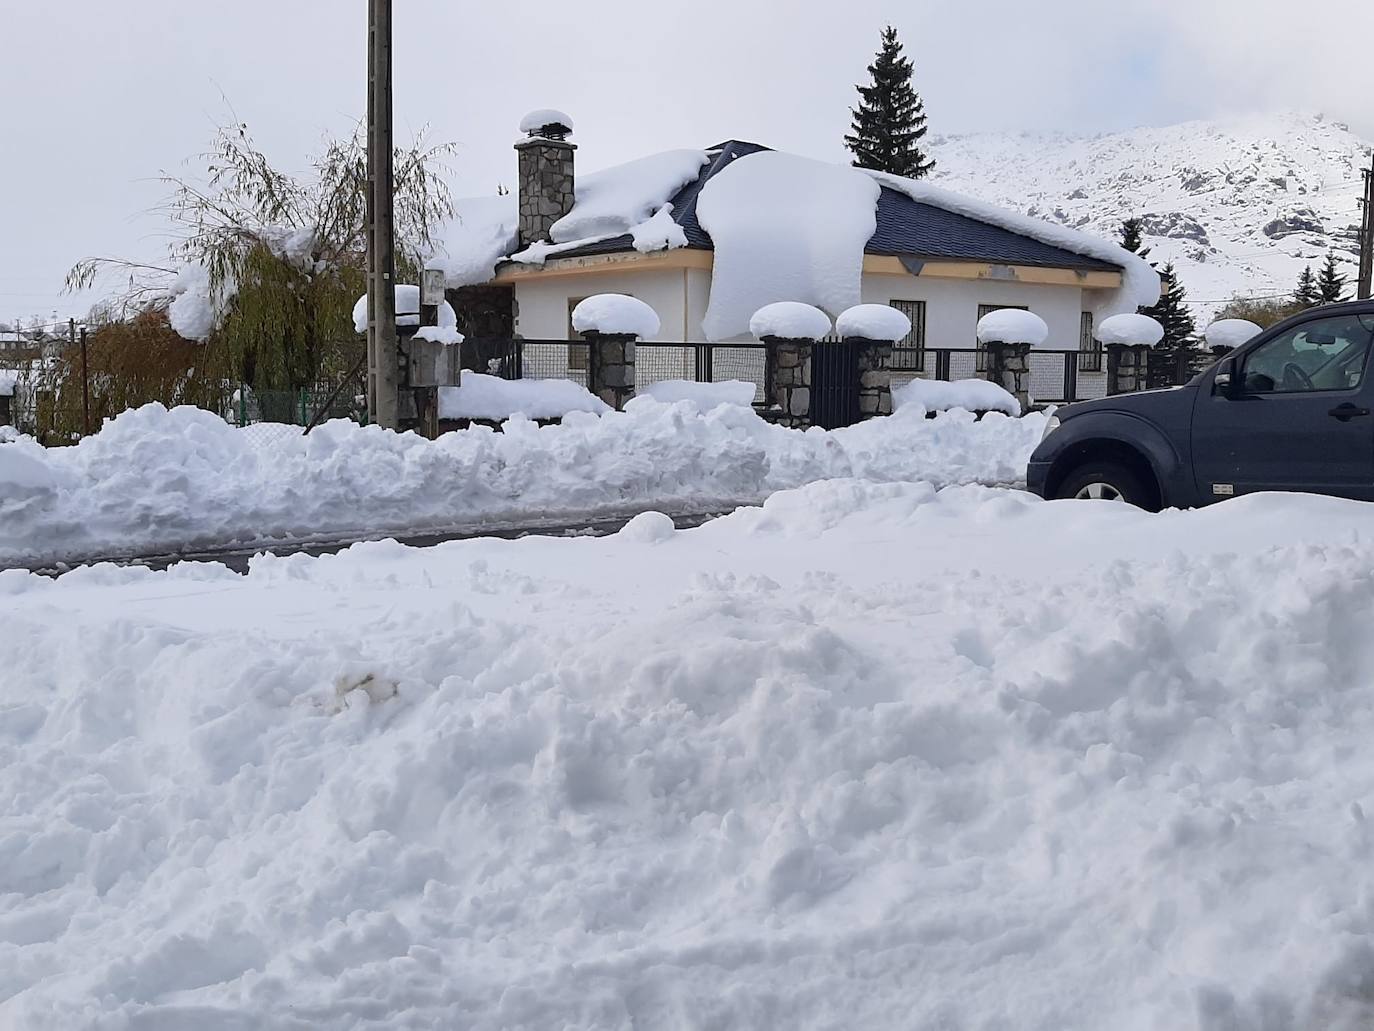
[1054,461,1153,508]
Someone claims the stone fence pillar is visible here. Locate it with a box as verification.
[848,337,893,420]
[985,341,1032,411]
[1106,343,1150,395]
[583,331,636,410]
[762,336,813,429]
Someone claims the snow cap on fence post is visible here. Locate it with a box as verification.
[1205,318,1261,356]
[751,302,830,430]
[975,309,1046,413]
[572,294,657,411]
[836,305,909,422]
[1096,312,1164,396]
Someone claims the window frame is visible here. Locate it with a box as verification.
[1237,314,1374,396]
[1078,311,1102,372]
[888,299,927,371]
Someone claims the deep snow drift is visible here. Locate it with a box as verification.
[0,401,1046,566]
[5,481,1374,1029]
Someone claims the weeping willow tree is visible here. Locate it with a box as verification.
[68,119,456,393]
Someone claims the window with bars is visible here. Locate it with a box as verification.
[888,300,927,370]
[1078,311,1102,371]
[975,303,1029,371]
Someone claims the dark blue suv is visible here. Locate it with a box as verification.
[1027,301,1374,509]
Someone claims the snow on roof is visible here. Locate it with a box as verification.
[1095,312,1165,347]
[428,193,520,289]
[698,152,879,342]
[630,204,688,253]
[550,150,708,243]
[519,109,574,135]
[976,307,1049,346]
[866,171,1161,321]
[749,302,832,341]
[351,286,458,334]
[571,294,661,338]
[836,304,912,342]
[1206,319,1262,349]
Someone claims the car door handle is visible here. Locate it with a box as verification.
[1329,403,1371,421]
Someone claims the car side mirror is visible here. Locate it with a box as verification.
[1213,358,1237,398]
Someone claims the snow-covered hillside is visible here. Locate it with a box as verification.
[931,112,1371,319]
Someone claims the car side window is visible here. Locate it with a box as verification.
[1240,314,1374,394]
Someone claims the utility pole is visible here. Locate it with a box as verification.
[366,0,400,429]
[1358,153,1374,301]
[80,327,90,437]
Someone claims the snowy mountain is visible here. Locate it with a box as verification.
[929,112,1371,319]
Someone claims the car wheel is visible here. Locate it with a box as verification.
[1055,461,1152,508]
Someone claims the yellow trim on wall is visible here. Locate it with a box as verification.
[494,248,713,282]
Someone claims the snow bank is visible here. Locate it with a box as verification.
[1095,311,1165,347]
[518,108,574,134]
[698,152,880,341]
[836,303,912,342]
[571,294,661,338]
[976,307,1048,345]
[428,193,520,288]
[894,376,1022,416]
[0,401,1045,566]
[637,379,757,408]
[1206,318,1263,349]
[550,150,708,244]
[438,374,608,420]
[6,482,1374,1028]
[166,264,216,342]
[867,170,1161,320]
[351,286,458,334]
[749,301,832,341]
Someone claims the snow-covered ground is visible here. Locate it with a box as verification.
[0,401,1046,567]
[4,480,1374,1028]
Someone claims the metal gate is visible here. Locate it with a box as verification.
[810,340,861,429]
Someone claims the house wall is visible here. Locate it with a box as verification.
[863,273,1090,349]
[513,268,688,341]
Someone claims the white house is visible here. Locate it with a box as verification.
[431,113,1159,395]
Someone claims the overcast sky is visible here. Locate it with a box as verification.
[3,0,1372,323]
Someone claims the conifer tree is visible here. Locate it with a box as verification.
[1141,262,1200,384]
[1120,217,1151,260]
[1293,265,1320,308]
[844,27,934,179]
[1317,251,1348,304]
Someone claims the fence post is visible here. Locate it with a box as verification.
[849,336,893,420]
[1063,351,1078,403]
[984,341,1032,411]
[761,336,813,428]
[583,331,637,410]
[1106,343,1150,395]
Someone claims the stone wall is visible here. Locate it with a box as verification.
[763,337,813,428]
[515,139,576,247]
[1107,343,1150,395]
[985,341,1032,410]
[585,332,636,411]
[853,339,893,420]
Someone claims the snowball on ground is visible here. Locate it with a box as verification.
[1206,319,1263,349]
[630,204,689,253]
[427,194,519,288]
[413,326,463,346]
[551,150,708,243]
[570,294,661,338]
[637,379,757,408]
[0,401,1048,567]
[351,286,458,334]
[866,170,1161,321]
[697,151,879,341]
[893,377,1022,416]
[437,373,607,420]
[167,264,216,342]
[1095,312,1165,347]
[976,308,1049,346]
[6,481,1374,1028]
[518,108,574,134]
[836,304,912,342]
[749,302,833,341]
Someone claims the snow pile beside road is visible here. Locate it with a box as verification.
[637,379,757,408]
[5,483,1374,1028]
[438,374,608,420]
[0,402,1046,566]
[894,376,1022,416]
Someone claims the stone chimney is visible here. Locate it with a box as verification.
[515,110,576,248]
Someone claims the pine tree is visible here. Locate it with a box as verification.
[1119,217,1151,261]
[1141,262,1199,385]
[1293,265,1320,308]
[1317,251,1348,304]
[844,27,934,179]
